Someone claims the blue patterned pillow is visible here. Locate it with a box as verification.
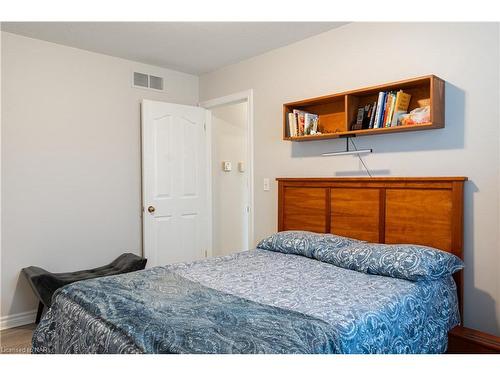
[315,242,464,281]
[257,231,363,259]
[258,231,464,282]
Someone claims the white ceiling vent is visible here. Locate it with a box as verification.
[133,72,164,91]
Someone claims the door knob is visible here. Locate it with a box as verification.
[147,206,155,213]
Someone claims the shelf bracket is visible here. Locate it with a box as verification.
[322,136,372,157]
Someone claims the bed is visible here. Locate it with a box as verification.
[32,177,467,354]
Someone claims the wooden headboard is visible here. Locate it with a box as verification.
[277,177,467,318]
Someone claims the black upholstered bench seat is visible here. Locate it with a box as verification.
[22,253,147,323]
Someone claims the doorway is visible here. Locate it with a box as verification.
[201,90,254,256]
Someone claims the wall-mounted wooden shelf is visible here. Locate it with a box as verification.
[283,75,445,141]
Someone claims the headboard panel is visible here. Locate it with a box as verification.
[277,177,467,318]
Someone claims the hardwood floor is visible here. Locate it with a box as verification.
[0,324,36,354]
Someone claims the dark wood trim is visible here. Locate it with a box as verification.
[278,183,285,231]
[451,181,465,259]
[447,326,500,353]
[454,271,464,327]
[431,76,445,126]
[276,177,467,182]
[379,188,386,243]
[285,123,442,141]
[451,180,465,323]
[325,188,331,233]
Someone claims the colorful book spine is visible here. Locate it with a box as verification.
[390,90,412,126]
[362,103,372,129]
[385,92,397,127]
[312,116,318,133]
[304,113,318,135]
[382,91,392,127]
[293,110,305,136]
[373,91,386,128]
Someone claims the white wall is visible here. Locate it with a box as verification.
[200,22,500,335]
[211,102,248,256]
[0,32,199,324]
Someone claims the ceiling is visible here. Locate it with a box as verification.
[1,22,347,75]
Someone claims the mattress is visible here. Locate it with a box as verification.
[32,249,460,354]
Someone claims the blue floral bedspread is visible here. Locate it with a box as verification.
[32,249,460,354]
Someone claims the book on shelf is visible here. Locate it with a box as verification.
[368,100,377,129]
[384,92,396,127]
[304,113,319,135]
[362,103,372,129]
[373,91,386,128]
[352,107,365,130]
[289,109,318,136]
[293,109,305,136]
[390,90,412,126]
[287,112,297,137]
[289,89,414,137]
[352,102,377,131]
[370,89,412,128]
[381,92,391,127]
[311,115,318,133]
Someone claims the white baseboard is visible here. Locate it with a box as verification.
[0,309,37,330]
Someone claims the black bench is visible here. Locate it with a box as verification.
[22,253,147,323]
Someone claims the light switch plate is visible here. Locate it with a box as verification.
[238,161,245,173]
[263,178,270,191]
[222,161,232,172]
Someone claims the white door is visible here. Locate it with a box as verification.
[142,100,210,267]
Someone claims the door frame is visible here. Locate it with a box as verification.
[199,89,255,251]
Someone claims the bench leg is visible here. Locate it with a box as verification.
[35,301,44,324]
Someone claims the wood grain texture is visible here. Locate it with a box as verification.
[282,187,327,233]
[276,177,467,319]
[431,76,445,126]
[302,100,347,134]
[330,188,380,242]
[385,189,453,252]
